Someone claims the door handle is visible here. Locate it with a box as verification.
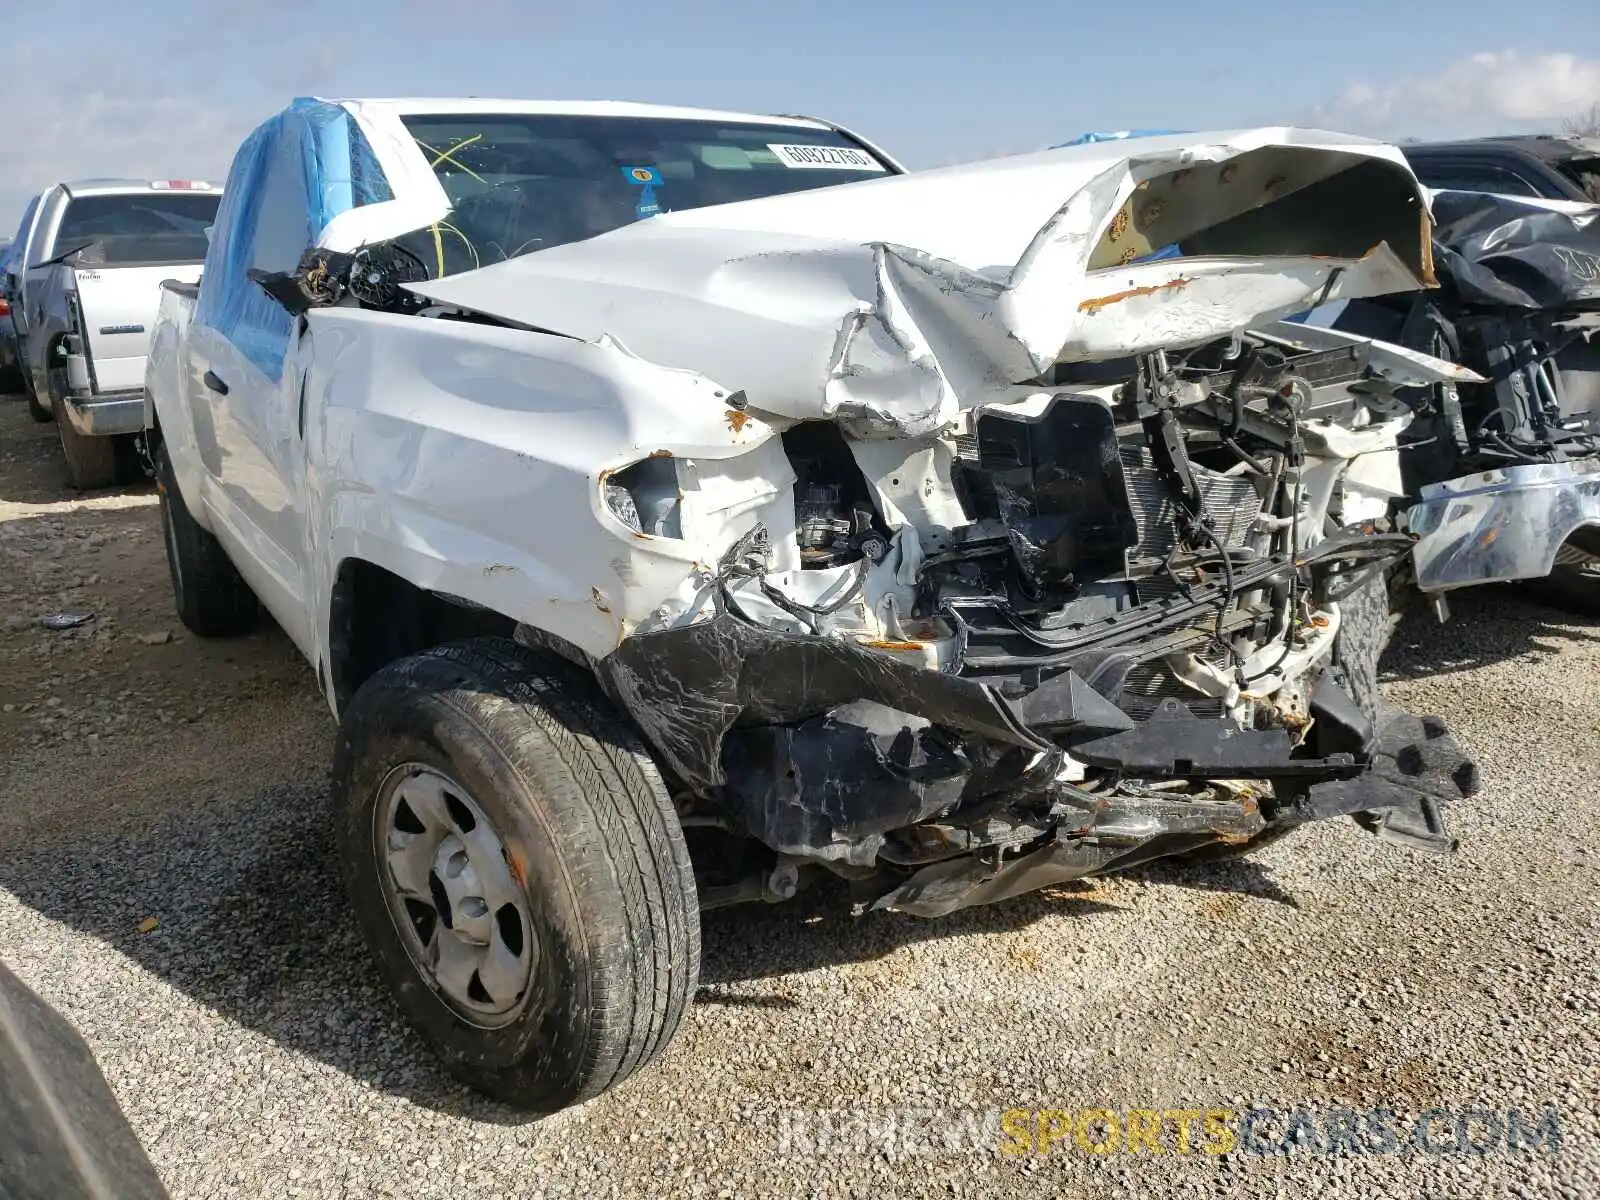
[202,370,229,396]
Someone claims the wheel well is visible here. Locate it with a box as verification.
[328,559,517,712]
[1568,522,1600,559]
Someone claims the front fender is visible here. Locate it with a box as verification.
[303,309,795,663]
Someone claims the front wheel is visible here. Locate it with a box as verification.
[1524,559,1600,618]
[334,639,701,1112]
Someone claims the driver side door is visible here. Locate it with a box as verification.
[186,126,319,654]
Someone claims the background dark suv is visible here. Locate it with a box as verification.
[1402,134,1600,203]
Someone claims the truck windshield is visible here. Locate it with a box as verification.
[55,192,221,267]
[396,113,893,276]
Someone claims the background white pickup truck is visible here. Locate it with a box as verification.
[9,178,220,487]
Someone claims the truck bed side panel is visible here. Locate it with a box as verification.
[76,264,204,393]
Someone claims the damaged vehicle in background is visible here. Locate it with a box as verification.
[1051,129,1600,621]
[1300,187,1600,615]
[144,101,1481,1111]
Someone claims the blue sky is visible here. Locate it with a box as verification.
[4,0,1598,221]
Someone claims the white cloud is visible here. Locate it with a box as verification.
[1311,50,1600,138]
[0,46,259,227]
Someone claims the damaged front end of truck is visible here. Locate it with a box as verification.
[300,126,1485,915]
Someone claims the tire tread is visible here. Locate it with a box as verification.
[336,638,699,1109]
[155,442,259,636]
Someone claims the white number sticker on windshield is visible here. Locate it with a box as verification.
[766,143,887,171]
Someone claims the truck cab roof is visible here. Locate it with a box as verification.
[1401,135,1600,203]
[320,97,842,129]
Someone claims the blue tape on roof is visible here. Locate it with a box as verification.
[194,99,393,382]
[1052,130,1186,148]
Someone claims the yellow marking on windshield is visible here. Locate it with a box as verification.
[417,135,486,183]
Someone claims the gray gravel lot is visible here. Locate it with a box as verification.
[1,396,1597,1199]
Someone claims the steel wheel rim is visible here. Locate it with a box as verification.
[374,764,537,1027]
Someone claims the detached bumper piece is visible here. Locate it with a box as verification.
[1407,461,1600,593]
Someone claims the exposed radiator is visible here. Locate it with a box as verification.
[1119,446,1264,559]
[1117,446,1262,719]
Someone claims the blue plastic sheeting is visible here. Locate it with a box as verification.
[194,99,393,382]
[1052,130,1185,148]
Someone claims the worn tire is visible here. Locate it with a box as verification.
[154,441,259,636]
[1331,573,1395,725]
[55,409,117,489]
[23,374,52,423]
[334,639,701,1112]
[1523,562,1600,619]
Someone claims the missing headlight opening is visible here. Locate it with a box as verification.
[605,457,683,539]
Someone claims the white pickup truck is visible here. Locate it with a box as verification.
[146,97,1484,1112]
[8,178,220,486]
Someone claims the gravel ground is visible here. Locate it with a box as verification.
[1,395,1597,1199]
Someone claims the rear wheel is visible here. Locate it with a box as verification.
[334,639,701,1112]
[154,440,259,636]
[23,373,52,423]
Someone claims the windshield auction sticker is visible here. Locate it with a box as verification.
[767,143,887,171]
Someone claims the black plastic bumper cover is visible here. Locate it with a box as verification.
[603,615,1480,901]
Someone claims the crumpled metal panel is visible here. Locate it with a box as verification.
[410,129,1434,437]
[1407,461,1600,591]
[1427,189,1600,309]
[872,794,1266,918]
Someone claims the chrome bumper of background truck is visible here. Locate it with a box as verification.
[58,387,145,437]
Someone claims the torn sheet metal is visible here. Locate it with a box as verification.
[1407,461,1600,592]
[412,128,1435,437]
[872,796,1264,918]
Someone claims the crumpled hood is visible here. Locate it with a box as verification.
[411,126,1435,436]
